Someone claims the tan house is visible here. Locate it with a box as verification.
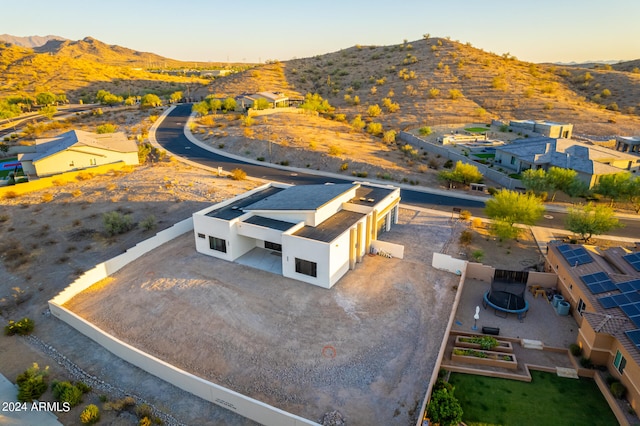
[547,243,640,412]
[18,130,139,177]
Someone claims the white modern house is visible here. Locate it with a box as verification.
[18,129,139,177]
[236,91,289,111]
[193,182,401,288]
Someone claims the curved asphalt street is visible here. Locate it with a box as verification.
[155,104,639,236]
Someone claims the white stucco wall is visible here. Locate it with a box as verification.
[281,235,330,288]
[310,186,359,227]
[193,214,235,261]
[33,148,138,176]
[328,230,351,287]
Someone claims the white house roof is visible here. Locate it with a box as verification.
[25,130,137,163]
[244,184,357,211]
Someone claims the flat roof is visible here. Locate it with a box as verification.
[293,210,364,243]
[205,186,285,220]
[348,185,395,206]
[245,184,356,211]
[243,215,296,231]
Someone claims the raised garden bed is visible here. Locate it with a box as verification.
[452,347,518,370]
[455,335,513,353]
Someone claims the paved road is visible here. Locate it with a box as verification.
[154,104,640,236]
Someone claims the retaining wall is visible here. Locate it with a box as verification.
[49,219,318,425]
[398,132,521,189]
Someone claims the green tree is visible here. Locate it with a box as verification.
[124,96,137,106]
[36,92,57,106]
[595,172,633,206]
[96,123,117,134]
[546,167,579,201]
[439,161,483,186]
[40,105,57,119]
[207,98,222,113]
[485,189,545,240]
[254,98,271,110]
[140,94,162,108]
[192,101,209,117]
[427,388,463,426]
[300,93,333,113]
[222,97,237,111]
[169,91,183,103]
[566,203,622,242]
[521,168,549,195]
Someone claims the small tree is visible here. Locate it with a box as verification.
[36,91,57,106]
[40,105,57,119]
[547,167,579,201]
[103,211,134,236]
[439,161,483,186]
[521,168,549,195]
[170,91,183,103]
[96,123,117,134]
[566,203,622,242]
[427,388,463,426]
[595,172,633,207]
[485,189,545,240]
[140,94,162,108]
[254,98,271,110]
[382,130,396,143]
[366,122,383,135]
[222,97,237,111]
[192,101,209,117]
[367,104,382,117]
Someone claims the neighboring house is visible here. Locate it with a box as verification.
[616,136,640,155]
[547,243,640,412]
[509,120,573,139]
[495,137,640,188]
[18,129,139,177]
[237,91,289,111]
[193,182,401,288]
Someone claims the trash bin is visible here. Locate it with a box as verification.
[557,301,570,316]
[553,294,565,308]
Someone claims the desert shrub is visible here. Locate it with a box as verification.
[16,363,49,402]
[459,230,472,245]
[139,215,157,231]
[611,382,627,399]
[459,210,471,221]
[580,356,593,368]
[569,343,582,356]
[355,171,368,178]
[41,192,54,203]
[80,404,100,424]
[366,122,383,135]
[427,388,463,426]
[443,159,453,169]
[418,126,432,136]
[328,145,343,156]
[135,403,153,419]
[471,218,483,228]
[139,417,152,426]
[76,171,94,181]
[76,381,92,394]
[382,130,396,143]
[472,249,484,262]
[340,162,349,171]
[103,211,134,236]
[96,123,117,134]
[487,187,498,196]
[448,89,463,100]
[72,189,83,197]
[52,381,83,407]
[367,104,382,117]
[5,317,35,335]
[350,115,365,131]
[229,168,247,180]
[240,115,255,127]
[3,190,19,199]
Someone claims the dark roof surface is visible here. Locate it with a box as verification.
[243,215,296,231]
[348,185,395,206]
[244,184,356,211]
[293,210,364,243]
[205,186,285,220]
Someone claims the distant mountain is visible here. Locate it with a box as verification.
[0,34,67,48]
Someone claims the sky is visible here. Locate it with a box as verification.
[3,0,639,64]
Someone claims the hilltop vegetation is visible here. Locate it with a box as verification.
[205,37,640,136]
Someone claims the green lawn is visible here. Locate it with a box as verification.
[473,153,495,159]
[449,371,618,426]
[465,127,490,133]
[0,157,20,178]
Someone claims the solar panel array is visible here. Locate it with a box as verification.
[557,244,594,266]
[581,272,617,294]
[586,271,640,349]
[623,252,640,272]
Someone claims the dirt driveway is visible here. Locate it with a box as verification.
[63,208,459,425]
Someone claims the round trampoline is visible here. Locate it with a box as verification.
[482,280,529,321]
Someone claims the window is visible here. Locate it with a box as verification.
[614,350,626,374]
[295,258,317,277]
[209,236,227,253]
[577,299,586,316]
[510,156,516,165]
[265,241,282,252]
[197,233,205,239]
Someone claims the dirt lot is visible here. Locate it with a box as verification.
[61,208,459,425]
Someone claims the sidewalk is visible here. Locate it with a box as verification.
[0,373,63,426]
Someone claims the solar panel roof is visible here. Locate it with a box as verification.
[581,272,616,294]
[557,244,593,266]
[623,252,640,272]
[626,329,640,348]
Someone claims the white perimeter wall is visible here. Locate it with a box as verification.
[432,252,467,275]
[49,218,318,426]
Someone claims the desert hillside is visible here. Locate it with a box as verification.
[205,37,640,136]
